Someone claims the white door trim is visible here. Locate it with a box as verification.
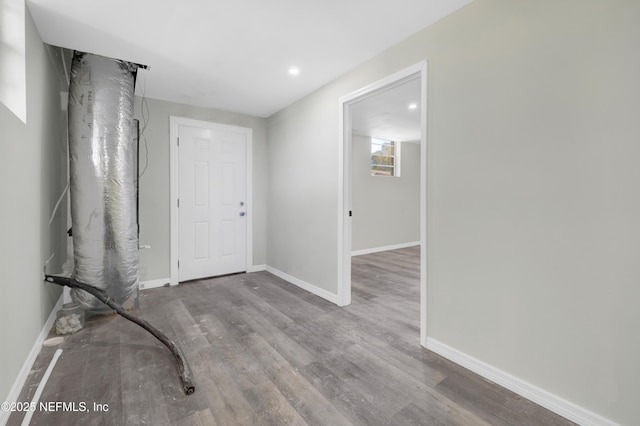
[169,116,253,286]
[338,61,428,346]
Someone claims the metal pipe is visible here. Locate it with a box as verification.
[67,51,139,313]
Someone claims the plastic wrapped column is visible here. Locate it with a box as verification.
[68,51,139,313]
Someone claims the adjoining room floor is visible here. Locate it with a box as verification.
[9,247,573,425]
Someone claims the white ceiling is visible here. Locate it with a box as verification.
[351,77,421,142]
[26,0,471,118]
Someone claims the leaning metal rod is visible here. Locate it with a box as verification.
[45,274,195,395]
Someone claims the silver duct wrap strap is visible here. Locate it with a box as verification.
[68,52,139,313]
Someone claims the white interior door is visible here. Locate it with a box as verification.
[177,123,247,281]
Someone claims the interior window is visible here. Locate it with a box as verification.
[370,138,400,177]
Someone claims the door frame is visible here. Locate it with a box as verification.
[169,116,253,286]
[337,61,428,345]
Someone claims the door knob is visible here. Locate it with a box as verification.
[239,212,246,217]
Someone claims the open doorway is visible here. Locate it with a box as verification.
[338,62,428,345]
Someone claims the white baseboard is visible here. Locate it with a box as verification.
[352,241,420,256]
[247,264,267,273]
[1,294,63,425]
[265,266,339,305]
[141,267,265,289]
[425,338,617,426]
[139,278,171,290]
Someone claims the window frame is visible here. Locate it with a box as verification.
[370,138,401,177]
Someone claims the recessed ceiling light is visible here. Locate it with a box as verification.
[408,103,418,110]
[289,67,300,76]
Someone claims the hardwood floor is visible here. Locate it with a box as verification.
[9,247,574,425]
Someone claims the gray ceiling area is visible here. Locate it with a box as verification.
[351,77,421,142]
[26,0,471,117]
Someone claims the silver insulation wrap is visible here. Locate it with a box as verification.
[68,52,139,313]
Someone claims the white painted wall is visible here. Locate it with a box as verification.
[134,96,268,281]
[0,6,67,406]
[352,135,419,251]
[266,1,640,424]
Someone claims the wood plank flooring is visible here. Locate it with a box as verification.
[8,247,574,425]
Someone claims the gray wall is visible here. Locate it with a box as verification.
[352,135,420,251]
[133,97,268,281]
[0,7,67,403]
[266,1,640,424]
